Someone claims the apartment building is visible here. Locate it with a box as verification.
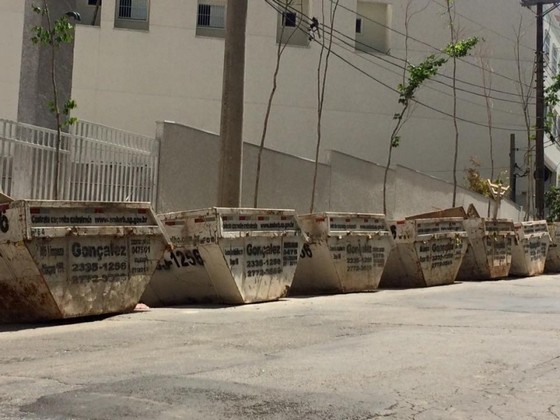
[1,0,538,203]
[544,9,560,186]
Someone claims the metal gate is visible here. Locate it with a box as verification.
[0,119,159,204]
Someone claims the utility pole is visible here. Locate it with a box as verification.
[217,0,248,207]
[535,2,545,219]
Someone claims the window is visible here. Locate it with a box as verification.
[355,18,362,34]
[88,0,101,5]
[196,2,226,38]
[283,12,297,27]
[355,2,391,54]
[118,0,147,20]
[114,0,149,30]
[276,0,309,47]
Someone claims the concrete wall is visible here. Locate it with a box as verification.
[155,121,330,215]
[327,150,393,214]
[0,2,25,121]
[393,165,523,221]
[156,121,525,221]
[68,0,535,196]
[17,0,77,130]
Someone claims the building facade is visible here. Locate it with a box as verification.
[1,0,538,206]
[544,9,560,189]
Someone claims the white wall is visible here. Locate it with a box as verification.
[0,2,24,121]
[156,121,525,221]
[71,0,536,194]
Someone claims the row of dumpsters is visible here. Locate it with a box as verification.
[0,198,558,323]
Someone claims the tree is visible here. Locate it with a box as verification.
[381,37,478,214]
[253,0,300,208]
[310,0,340,213]
[545,186,560,222]
[445,0,461,207]
[382,54,446,214]
[513,16,536,220]
[31,0,78,200]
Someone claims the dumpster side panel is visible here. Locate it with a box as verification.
[0,242,63,322]
[456,244,487,280]
[27,235,165,318]
[380,219,467,288]
[456,220,513,281]
[510,236,549,276]
[416,237,467,287]
[328,236,392,292]
[510,222,550,277]
[0,207,63,322]
[200,243,244,304]
[164,208,304,304]
[484,235,513,278]
[381,243,427,288]
[141,246,216,306]
[0,205,25,243]
[293,213,391,294]
[1,201,168,322]
[290,242,342,295]
[545,223,560,272]
[218,237,296,303]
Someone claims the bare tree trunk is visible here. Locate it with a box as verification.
[44,0,62,200]
[514,16,536,220]
[479,55,494,217]
[446,0,459,207]
[254,0,298,208]
[383,107,407,214]
[382,0,424,214]
[310,0,339,213]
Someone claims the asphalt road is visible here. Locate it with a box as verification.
[2,276,560,419]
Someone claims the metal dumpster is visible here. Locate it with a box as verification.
[141,208,305,306]
[545,223,560,272]
[379,217,468,288]
[456,218,515,281]
[289,213,392,295]
[510,221,550,277]
[0,200,169,323]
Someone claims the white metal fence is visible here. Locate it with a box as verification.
[0,119,159,204]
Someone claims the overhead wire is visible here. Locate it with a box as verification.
[322,12,536,106]
[268,0,536,106]
[264,0,531,132]
[325,0,536,90]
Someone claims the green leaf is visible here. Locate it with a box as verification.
[444,36,479,58]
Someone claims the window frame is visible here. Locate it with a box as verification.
[114,0,150,31]
[196,2,226,38]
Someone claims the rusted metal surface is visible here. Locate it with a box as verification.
[143,208,305,306]
[380,217,468,288]
[545,223,560,272]
[290,213,392,295]
[456,219,515,281]
[0,200,169,323]
[510,221,550,277]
